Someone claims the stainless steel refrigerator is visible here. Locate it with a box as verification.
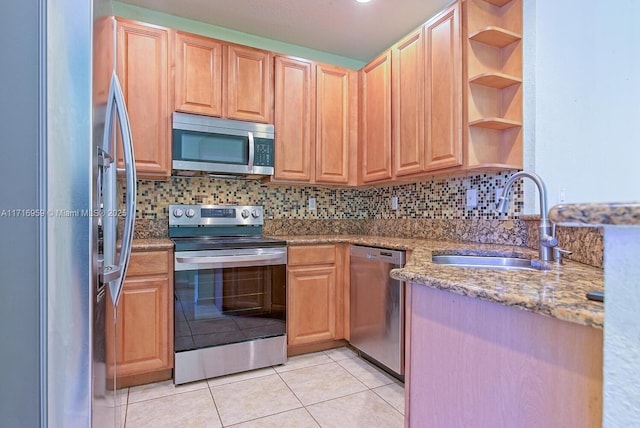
[0,0,136,426]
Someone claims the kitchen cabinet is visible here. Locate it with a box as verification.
[287,245,346,352]
[273,56,314,182]
[423,3,462,171]
[464,0,523,169]
[365,2,462,183]
[272,56,357,185]
[115,18,171,179]
[405,283,602,427]
[392,28,425,177]
[174,31,223,117]
[174,33,273,123]
[359,49,392,183]
[226,43,273,123]
[106,248,174,388]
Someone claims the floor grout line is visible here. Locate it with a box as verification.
[121,347,404,428]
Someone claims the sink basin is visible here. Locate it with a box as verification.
[432,255,549,271]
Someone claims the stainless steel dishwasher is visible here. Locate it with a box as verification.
[350,245,406,379]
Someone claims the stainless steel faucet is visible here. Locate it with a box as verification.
[496,171,559,261]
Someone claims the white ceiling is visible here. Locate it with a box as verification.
[119,0,453,62]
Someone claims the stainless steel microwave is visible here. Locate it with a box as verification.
[172,112,275,178]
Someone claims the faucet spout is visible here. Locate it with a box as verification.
[496,171,558,261]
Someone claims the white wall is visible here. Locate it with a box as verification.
[525,0,640,210]
[525,3,640,426]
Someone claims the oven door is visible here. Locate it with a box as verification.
[174,247,287,354]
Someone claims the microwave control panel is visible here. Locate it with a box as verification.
[254,138,274,167]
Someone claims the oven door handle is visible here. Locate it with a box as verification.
[176,253,284,265]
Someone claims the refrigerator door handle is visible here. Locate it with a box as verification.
[105,72,137,306]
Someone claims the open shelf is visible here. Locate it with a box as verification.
[482,0,514,6]
[469,117,522,130]
[469,26,521,48]
[469,72,521,89]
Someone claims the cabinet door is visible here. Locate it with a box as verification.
[174,31,223,116]
[288,265,337,346]
[106,249,173,380]
[116,19,171,179]
[359,50,392,183]
[274,56,314,182]
[424,3,462,171]
[226,44,273,123]
[393,28,425,177]
[315,64,354,184]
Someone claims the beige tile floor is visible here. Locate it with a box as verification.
[119,347,404,427]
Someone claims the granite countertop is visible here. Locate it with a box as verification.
[132,238,174,251]
[549,202,640,226]
[275,234,604,329]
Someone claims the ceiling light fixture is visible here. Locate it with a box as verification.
[356,0,372,3]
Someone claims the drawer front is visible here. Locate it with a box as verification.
[127,250,172,277]
[288,245,336,266]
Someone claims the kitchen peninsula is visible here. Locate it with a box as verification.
[279,233,604,427]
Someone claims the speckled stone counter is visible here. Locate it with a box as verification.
[132,238,174,251]
[549,202,640,226]
[275,234,604,329]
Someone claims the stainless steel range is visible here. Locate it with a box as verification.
[170,204,287,385]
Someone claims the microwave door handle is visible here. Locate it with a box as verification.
[247,131,255,172]
[109,72,137,307]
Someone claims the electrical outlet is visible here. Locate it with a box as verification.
[496,187,504,204]
[466,189,478,208]
[391,196,398,210]
[308,197,317,211]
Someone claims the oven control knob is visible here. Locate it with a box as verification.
[173,208,184,218]
[251,209,261,218]
[185,208,196,218]
[241,209,250,219]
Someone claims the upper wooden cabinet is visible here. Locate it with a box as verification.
[392,28,425,177]
[273,56,314,182]
[225,44,273,123]
[360,7,462,186]
[116,18,171,179]
[174,31,223,116]
[359,50,392,183]
[315,64,357,184]
[272,56,357,185]
[174,33,273,123]
[424,2,462,171]
[464,0,523,169]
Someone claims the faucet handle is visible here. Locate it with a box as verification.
[553,247,572,265]
[541,235,559,247]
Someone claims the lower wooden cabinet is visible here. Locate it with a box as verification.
[287,244,346,351]
[106,247,174,387]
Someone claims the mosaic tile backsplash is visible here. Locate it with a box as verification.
[134,171,522,222]
[130,171,603,268]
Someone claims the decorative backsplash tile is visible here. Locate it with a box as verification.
[133,170,522,222]
[130,171,603,268]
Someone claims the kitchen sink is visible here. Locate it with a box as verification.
[431,255,550,271]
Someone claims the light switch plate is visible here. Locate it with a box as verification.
[391,196,398,210]
[308,197,317,211]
